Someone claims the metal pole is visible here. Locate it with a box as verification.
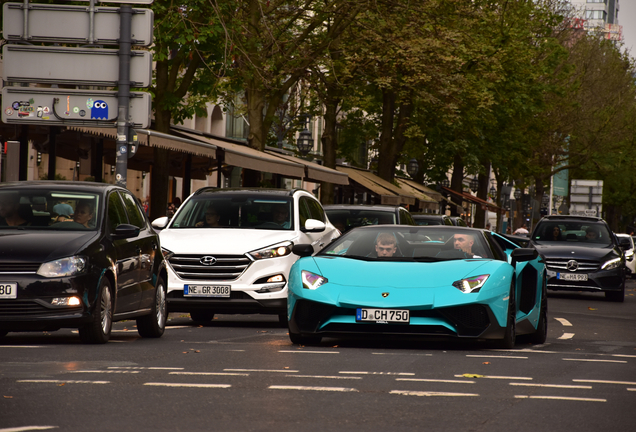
[22,0,30,40]
[115,4,132,188]
[88,0,96,44]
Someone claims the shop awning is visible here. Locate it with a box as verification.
[336,166,417,206]
[265,149,349,185]
[442,186,502,213]
[395,178,439,210]
[177,131,306,179]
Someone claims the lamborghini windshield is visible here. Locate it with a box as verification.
[318,226,494,261]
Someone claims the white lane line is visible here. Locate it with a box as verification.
[490,349,558,354]
[165,326,191,329]
[510,383,592,389]
[108,367,184,370]
[555,318,572,326]
[170,372,249,377]
[285,375,362,380]
[269,385,358,392]
[17,380,109,384]
[224,368,298,373]
[466,355,528,359]
[69,370,140,374]
[144,383,231,388]
[278,350,339,354]
[339,371,415,376]
[611,354,636,358]
[390,390,479,397]
[627,388,636,392]
[573,379,636,385]
[563,358,627,364]
[558,333,575,340]
[0,427,58,431]
[396,378,475,384]
[515,395,605,402]
[372,353,433,356]
[0,346,44,348]
[455,374,533,380]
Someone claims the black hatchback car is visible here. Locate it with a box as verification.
[530,215,626,302]
[0,182,167,343]
[323,204,415,233]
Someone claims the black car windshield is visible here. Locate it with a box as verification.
[0,188,100,230]
[170,195,293,230]
[318,226,493,261]
[325,209,396,233]
[532,221,613,246]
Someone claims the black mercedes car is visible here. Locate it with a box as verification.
[530,215,626,302]
[0,181,167,343]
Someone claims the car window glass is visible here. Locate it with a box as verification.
[120,192,145,229]
[298,197,313,227]
[306,198,326,222]
[400,209,414,225]
[107,192,128,232]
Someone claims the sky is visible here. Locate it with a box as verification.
[621,0,636,55]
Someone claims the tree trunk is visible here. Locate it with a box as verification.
[321,100,340,204]
[449,154,464,217]
[474,161,491,229]
[377,89,396,181]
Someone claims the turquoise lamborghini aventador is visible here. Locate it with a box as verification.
[287,225,547,347]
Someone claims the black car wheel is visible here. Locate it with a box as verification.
[278,313,288,328]
[79,278,113,344]
[528,301,548,344]
[289,330,321,345]
[137,276,167,338]
[190,310,215,323]
[496,284,516,349]
[605,282,625,302]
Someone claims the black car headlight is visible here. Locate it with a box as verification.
[301,270,328,290]
[249,241,293,260]
[601,257,622,270]
[452,274,489,293]
[37,256,86,278]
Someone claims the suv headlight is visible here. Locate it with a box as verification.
[37,256,86,278]
[161,247,174,260]
[452,274,489,293]
[601,257,622,270]
[249,241,293,260]
[301,270,328,290]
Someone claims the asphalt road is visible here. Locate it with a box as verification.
[1,282,635,432]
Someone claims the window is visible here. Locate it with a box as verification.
[120,192,146,229]
[107,192,128,232]
[585,10,606,20]
[298,197,313,227]
[306,198,326,222]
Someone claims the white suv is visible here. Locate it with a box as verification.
[152,188,339,324]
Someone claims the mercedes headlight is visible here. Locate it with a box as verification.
[37,256,86,278]
[301,270,328,290]
[452,274,489,293]
[249,241,293,260]
[601,257,622,270]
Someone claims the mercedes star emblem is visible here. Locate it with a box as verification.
[566,260,579,272]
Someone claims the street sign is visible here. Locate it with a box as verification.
[2,87,152,128]
[2,3,153,46]
[570,179,603,216]
[2,45,152,87]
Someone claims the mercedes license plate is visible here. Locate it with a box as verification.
[0,283,17,299]
[184,285,230,297]
[557,273,588,281]
[356,308,409,323]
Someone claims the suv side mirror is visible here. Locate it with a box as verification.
[152,216,170,230]
[302,219,326,233]
[292,244,314,257]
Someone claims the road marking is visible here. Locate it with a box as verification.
[285,375,362,380]
[144,383,231,388]
[108,367,184,370]
[0,427,58,431]
[510,383,592,389]
[455,374,533,380]
[573,379,636,385]
[17,380,109,384]
[269,385,358,392]
[628,388,636,392]
[555,318,572,326]
[170,372,249,377]
[224,369,298,373]
[0,346,44,348]
[466,355,528,359]
[390,390,479,397]
[396,378,475,384]
[491,348,559,354]
[611,354,636,358]
[339,371,415,376]
[558,333,575,340]
[515,395,605,402]
[372,353,433,356]
[563,358,627,364]
[69,370,140,374]
[278,350,339,354]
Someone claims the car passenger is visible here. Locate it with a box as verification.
[550,226,563,241]
[272,204,290,228]
[195,207,221,227]
[73,200,95,228]
[0,193,28,226]
[585,227,600,242]
[452,233,482,258]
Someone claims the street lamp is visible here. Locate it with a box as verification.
[296,130,314,155]
[489,186,496,197]
[407,158,419,177]
[470,177,479,193]
[514,188,522,200]
[441,178,450,188]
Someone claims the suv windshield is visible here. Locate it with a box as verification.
[0,188,100,230]
[325,209,396,233]
[318,226,493,261]
[532,220,613,246]
[171,195,293,230]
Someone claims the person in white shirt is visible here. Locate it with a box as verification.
[513,224,529,236]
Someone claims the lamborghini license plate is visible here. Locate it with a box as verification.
[356,308,409,323]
